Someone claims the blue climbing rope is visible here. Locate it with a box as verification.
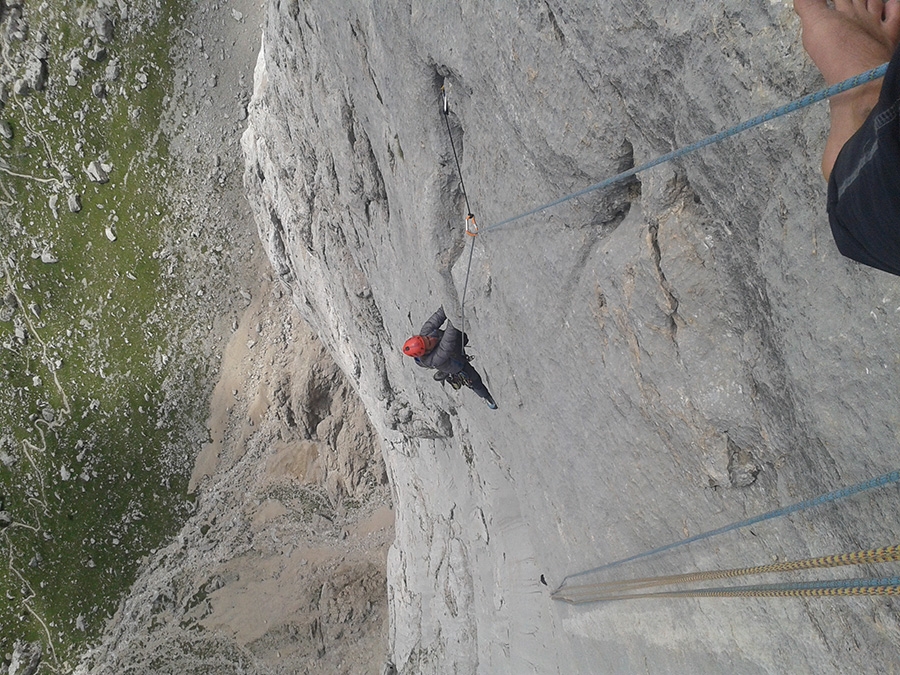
[484,63,889,233]
[556,468,900,590]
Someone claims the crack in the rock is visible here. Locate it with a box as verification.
[647,220,679,345]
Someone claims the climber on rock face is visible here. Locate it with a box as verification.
[403,306,498,409]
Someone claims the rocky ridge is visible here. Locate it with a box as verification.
[76,275,392,674]
[243,1,900,673]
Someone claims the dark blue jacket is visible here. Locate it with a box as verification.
[414,307,465,375]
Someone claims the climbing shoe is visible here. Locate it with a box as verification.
[486,396,498,410]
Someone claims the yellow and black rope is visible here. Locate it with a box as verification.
[553,545,900,604]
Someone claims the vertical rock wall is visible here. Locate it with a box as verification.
[243,1,900,672]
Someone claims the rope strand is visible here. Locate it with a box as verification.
[442,88,473,217]
[441,88,478,351]
[553,544,900,602]
[556,468,900,590]
[555,576,900,604]
[484,63,889,233]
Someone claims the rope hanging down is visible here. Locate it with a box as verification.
[441,87,479,349]
[553,544,900,604]
[555,467,900,592]
[556,576,900,603]
[483,62,889,233]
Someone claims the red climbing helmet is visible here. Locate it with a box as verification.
[403,335,436,357]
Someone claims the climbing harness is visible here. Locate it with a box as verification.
[434,357,476,391]
[482,63,890,233]
[445,371,474,390]
[441,87,479,354]
[553,544,900,604]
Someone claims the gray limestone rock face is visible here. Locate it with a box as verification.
[3,5,26,43]
[92,9,114,44]
[12,77,29,96]
[8,639,41,675]
[243,1,900,673]
[104,59,120,82]
[23,53,46,91]
[85,160,109,184]
[88,43,107,62]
